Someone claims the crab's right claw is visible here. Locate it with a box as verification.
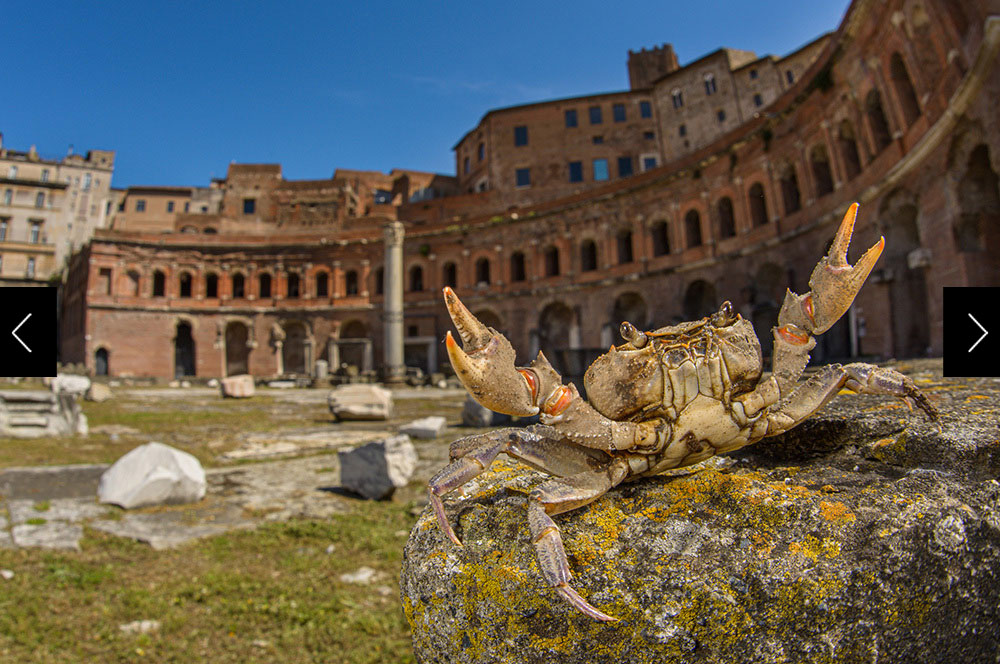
[444,287,539,416]
[781,203,885,335]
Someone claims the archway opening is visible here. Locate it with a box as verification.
[175,322,196,378]
[225,321,250,376]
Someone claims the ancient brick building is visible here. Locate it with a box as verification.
[61,0,1000,381]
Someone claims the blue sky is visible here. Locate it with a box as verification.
[2,1,849,188]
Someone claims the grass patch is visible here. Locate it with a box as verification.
[0,502,418,663]
[25,518,47,526]
[33,501,51,512]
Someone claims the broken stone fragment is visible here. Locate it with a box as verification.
[338,434,416,500]
[220,374,255,398]
[98,442,206,509]
[400,416,447,439]
[328,384,393,421]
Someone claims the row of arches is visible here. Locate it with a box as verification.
[111,267,361,300]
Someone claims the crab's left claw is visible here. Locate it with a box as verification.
[780,203,884,335]
[444,287,539,416]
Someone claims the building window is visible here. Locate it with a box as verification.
[643,131,655,140]
[83,174,91,191]
[671,89,684,108]
[374,267,384,295]
[153,270,166,297]
[409,265,424,292]
[443,262,457,288]
[580,240,597,271]
[99,268,113,295]
[259,273,272,298]
[167,201,175,212]
[26,257,35,278]
[34,193,44,208]
[29,221,42,243]
[3,190,10,206]
[617,229,634,263]
[749,182,769,226]
[786,70,795,85]
[810,145,834,197]
[0,220,7,241]
[515,168,531,187]
[750,69,758,80]
[316,271,329,297]
[8,166,17,178]
[613,103,626,122]
[593,159,609,181]
[651,221,670,256]
[510,252,526,282]
[565,109,578,128]
[838,120,863,180]
[753,93,763,107]
[867,89,893,152]
[717,109,726,123]
[890,52,921,126]
[41,169,49,182]
[717,197,736,238]
[179,272,192,298]
[639,100,652,118]
[206,273,218,298]
[642,155,658,171]
[346,270,358,295]
[589,106,603,124]
[243,198,256,215]
[463,157,470,174]
[514,125,528,146]
[287,273,300,298]
[477,142,484,161]
[679,124,687,137]
[685,210,703,248]
[704,73,717,95]
[618,156,633,178]
[228,272,243,298]
[544,246,560,276]
[475,257,490,286]
[184,202,190,212]
[592,135,604,145]
[136,199,146,212]
[568,161,583,182]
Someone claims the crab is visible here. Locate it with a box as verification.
[428,203,937,622]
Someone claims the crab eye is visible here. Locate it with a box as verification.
[619,321,648,348]
[711,301,736,327]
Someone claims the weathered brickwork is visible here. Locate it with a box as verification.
[61,0,1000,381]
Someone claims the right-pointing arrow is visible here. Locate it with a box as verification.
[12,313,31,353]
[968,312,988,353]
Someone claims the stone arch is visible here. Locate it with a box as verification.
[748,182,768,226]
[287,272,301,298]
[178,271,193,298]
[684,209,703,248]
[890,52,921,126]
[611,292,648,338]
[810,144,834,197]
[538,301,577,375]
[866,89,893,152]
[152,269,166,297]
[94,347,109,377]
[716,196,736,238]
[282,320,311,375]
[879,189,930,357]
[345,270,358,295]
[315,270,329,297]
[683,280,717,320]
[258,271,272,298]
[205,272,219,298]
[838,119,862,180]
[338,319,370,373]
[580,239,598,271]
[779,163,801,215]
[174,319,196,378]
[232,272,246,298]
[225,320,251,376]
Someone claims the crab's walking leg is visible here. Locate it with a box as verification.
[527,457,629,622]
[429,425,611,546]
[765,362,937,435]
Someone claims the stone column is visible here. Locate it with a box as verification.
[382,221,406,383]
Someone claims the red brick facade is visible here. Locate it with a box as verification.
[61,0,1000,380]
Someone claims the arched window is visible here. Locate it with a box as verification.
[717,197,736,238]
[345,270,358,295]
[178,272,191,297]
[866,89,892,152]
[671,88,684,109]
[316,271,329,297]
[287,273,300,298]
[810,145,834,197]
[616,230,633,264]
[684,210,703,248]
[232,272,245,298]
[126,270,141,296]
[703,73,717,95]
[651,221,670,256]
[749,183,769,226]
[153,270,166,297]
[580,240,598,271]
[890,52,921,126]
[510,252,526,282]
[780,165,801,215]
[205,272,218,298]
[544,246,560,277]
[475,257,490,285]
[443,262,457,288]
[258,272,272,298]
[838,120,862,180]
[409,265,423,292]
[95,348,109,376]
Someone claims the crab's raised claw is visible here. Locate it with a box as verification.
[444,287,539,416]
[781,203,885,335]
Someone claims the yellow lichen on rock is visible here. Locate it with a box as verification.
[819,500,856,525]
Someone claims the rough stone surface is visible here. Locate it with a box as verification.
[401,365,1000,663]
[0,390,86,438]
[220,428,388,461]
[98,442,207,509]
[338,434,417,499]
[400,416,447,439]
[91,506,255,550]
[328,384,394,421]
[51,374,90,395]
[461,395,511,428]
[11,522,83,550]
[220,374,255,398]
[85,383,113,402]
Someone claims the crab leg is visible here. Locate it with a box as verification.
[527,457,629,622]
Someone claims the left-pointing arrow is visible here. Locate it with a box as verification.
[12,313,31,353]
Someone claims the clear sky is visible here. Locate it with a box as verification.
[2,1,849,189]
